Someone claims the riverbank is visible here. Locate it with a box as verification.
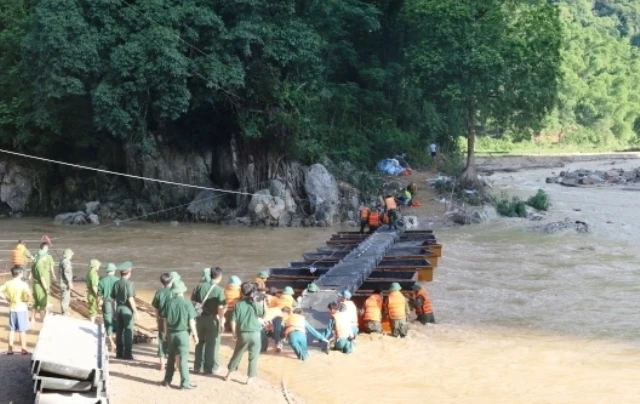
[475,151,640,172]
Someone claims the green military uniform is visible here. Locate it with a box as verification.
[98,264,118,336]
[163,281,197,389]
[86,259,101,317]
[191,268,226,374]
[227,298,265,378]
[58,249,74,315]
[152,286,173,359]
[110,262,136,359]
[32,251,54,310]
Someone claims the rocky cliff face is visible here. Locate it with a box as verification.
[0,140,357,227]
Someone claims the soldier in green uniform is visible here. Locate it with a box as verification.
[98,263,118,352]
[152,272,174,371]
[162,280,198,390]
[31,243,55,322]
[58,249,74,315]
[191,267,226,375]
[86,259,101,323]
[224,282,266,385]
[110,261,138,360]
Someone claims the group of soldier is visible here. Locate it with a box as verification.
[5,239,436,390]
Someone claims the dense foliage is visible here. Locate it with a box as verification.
[0,0,636,176]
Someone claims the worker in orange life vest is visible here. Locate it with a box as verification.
[367,208,381,234]
[358,205,371,234]
[281,307,327,361]
[385,282,410,338]
[321,302,354,354]
[255,270,269,291]
[410,284,435,324]
[224,276,242,332]
[384,194,399,230]
[338,290,359,337]
[360,289,383,333]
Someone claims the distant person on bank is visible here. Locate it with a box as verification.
[430,143,437,158]
[0,266,32,355]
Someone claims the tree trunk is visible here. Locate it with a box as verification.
[459,107,477,184]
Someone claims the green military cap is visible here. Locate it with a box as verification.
[338,290,352,299]
[258,270,269,279]
[282,286,294,296]
[171,280,188,294]
[170,271,181,282]
[411,284,422,291]
[307,283,319,293]
[229,276,241,286]
[90,259,101,269]
[63,249,74,258]
[117,261,133,271]
[389,282,402,292]
[105,263,117,273]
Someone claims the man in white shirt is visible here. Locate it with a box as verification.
[429,143,437,158]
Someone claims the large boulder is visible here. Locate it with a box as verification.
[248,189,287,225]
[85,201,101,215]
[0,161,33,213]
[55,211,88,225]
[187,189,223,220]
[530,218,589,234]
[304,164,339,225]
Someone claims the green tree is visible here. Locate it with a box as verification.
[404,0,562,181]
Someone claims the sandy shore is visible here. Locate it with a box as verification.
[476,152,640,172]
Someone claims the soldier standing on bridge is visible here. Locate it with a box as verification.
[111,261,138,360]
[58,249,74,316]
[98,263,118,353]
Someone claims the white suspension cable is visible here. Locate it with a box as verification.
[0,148,253,195]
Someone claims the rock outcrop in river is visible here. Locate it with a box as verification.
[546,167,640,187]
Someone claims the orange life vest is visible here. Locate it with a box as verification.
[267,294,280,308]
[225,285,241,312]
[363,294,382,322]
[359,207,371,220]
[333,311,353,339]
[11,245,27,267]
[414,289,433,315]
[387,291,407,320]
[284,313,306,336]
[278,294,294,310]
[343,300,358,326]
[384,196,397,211]
[255,278,266,290]
[381,213,389,224]
[368,211,380,227]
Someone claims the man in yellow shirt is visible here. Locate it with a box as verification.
[0,266,32,354]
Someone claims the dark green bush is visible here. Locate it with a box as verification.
[526,189,550,211]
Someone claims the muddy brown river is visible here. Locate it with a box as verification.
[1,158,639,403]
